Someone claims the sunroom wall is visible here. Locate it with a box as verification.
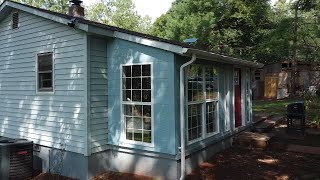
[107,38,177,155]
[174,55,254,153]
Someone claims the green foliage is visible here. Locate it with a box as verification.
[152,0,273,61]
[152,0,320,64]
[86,0,152,34]
[6,0,69,13]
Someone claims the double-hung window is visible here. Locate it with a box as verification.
[186,65,219,143]
[37,53,53,92]
[122,64,152,143]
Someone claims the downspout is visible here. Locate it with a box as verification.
[179,54,196,180]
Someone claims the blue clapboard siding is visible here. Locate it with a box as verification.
[107,39,177,155]
[0,11,87,154]
[89,37,108,154]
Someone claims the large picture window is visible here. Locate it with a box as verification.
[37,53,53,92]
[122,64,152,143]
[186,65,219,143]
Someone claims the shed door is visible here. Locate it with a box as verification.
[264,76,278,99]
[234,68,242,127]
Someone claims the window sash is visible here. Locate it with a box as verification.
[186,65,219,143]
[37,53,53,92]
[121,64,152,144]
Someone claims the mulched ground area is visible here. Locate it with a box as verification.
[32,173,77,180]
[32,172,152,180]
[186,147,320,180]
[91,171,152,180]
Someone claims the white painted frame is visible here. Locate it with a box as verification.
[224,68,231,132]
[35,51,55,95]
[186,65,220,145]
[119,63,154,148]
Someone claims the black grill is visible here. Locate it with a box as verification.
[286,102,306,134]
[0,138,33,180]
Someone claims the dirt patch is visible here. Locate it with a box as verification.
[92,171,153,180]
[32,173,77,180]
[186,147,320,180]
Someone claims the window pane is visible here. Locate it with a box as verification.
[143,131,151,143]
[124,105,132,116]
[142,65,150,76]
[126,117,134,129]
[132,78,141,89]
[132,90,141,101]
[186,65,203,102]
[133,118,142,129]
[123,78,131,89]
[123,66,131,77]
[188,104,202,141]
[143,105,151,117]
[123,90,131,101]
[39,73,52,89]
[132,65,141,77]
[142,90,151,102]
[38,54,52,71]
[142,78,151,89]
[143,118,151,130]
[126,129,133,140]
[133,130,142,141]
[205,67,218,100]
[132,105,142,116]
[206,102,217,134]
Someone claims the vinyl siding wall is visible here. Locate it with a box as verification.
[88,37,108,154]
[0,11,87,154]
[107,39,177,155]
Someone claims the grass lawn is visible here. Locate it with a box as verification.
[253,97,320,126]
[253,98,300,116]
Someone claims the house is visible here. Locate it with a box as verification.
[253,61,320,99]
[0,0,263,179]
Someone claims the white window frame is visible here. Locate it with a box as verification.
[120,63,154,147]
[186,65,220,145]
[36,52,54,94]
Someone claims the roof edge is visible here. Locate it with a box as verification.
[183,48,264,68]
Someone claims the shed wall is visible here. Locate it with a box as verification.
[0,11,87,154]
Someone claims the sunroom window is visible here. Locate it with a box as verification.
[122,64,152,143]
[186,65,219,142]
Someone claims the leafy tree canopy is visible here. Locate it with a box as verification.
[86,0,152,34]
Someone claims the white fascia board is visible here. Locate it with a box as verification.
[182,48,264,68]
[0,1,8,12]
[87,25,114,37]
[114,31,185,54]
[4,1,89,31]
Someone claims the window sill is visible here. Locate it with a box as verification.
[36,91,54,95]
[187,131,220,146]
[119,139,155,148]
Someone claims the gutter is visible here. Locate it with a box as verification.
[179,54,196,180]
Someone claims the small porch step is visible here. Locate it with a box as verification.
[233,132,275,150]
[253,115,284,133]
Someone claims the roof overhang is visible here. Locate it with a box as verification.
[181,48,264,68]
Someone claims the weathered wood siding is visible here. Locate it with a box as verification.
[88,37,108,154]
[0,11,87,154]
